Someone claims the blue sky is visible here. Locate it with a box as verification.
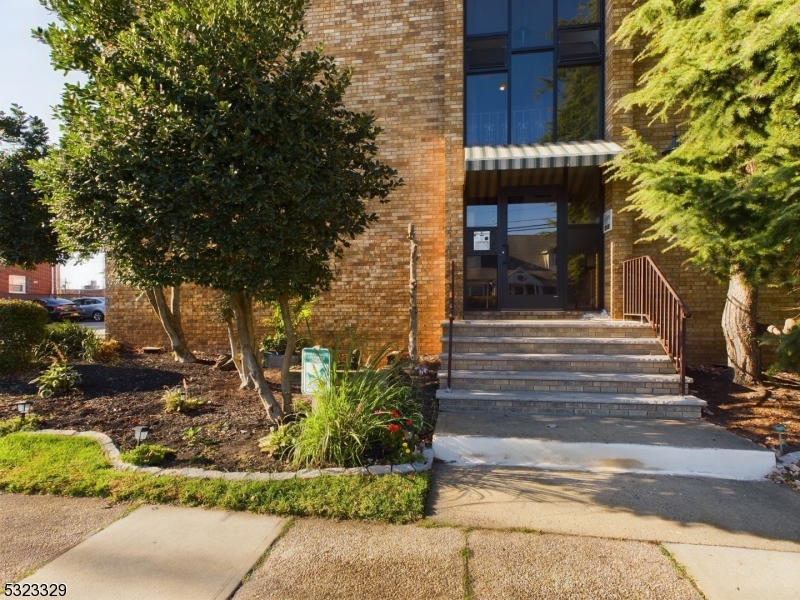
[2,0,102,289]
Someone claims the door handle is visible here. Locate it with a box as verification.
[500,244,508,265]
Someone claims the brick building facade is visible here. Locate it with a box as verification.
[107,0,799,366]
[0,264,58,300]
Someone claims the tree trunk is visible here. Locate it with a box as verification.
[223,312,249,388]
[408,223,418,363]
[277,294,296,415]
[145,286,196,363]
[722,271,762,386]
[228,291,283,420]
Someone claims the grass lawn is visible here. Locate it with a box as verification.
[0,433,430,524]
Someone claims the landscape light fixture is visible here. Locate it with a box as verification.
[14,399,32,420]
[133,425,150,447]
[775,424,787,454]
[662,127,679,156]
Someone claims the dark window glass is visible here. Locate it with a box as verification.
[511,0,554,49]
[511,52,553,144]
[466,73,509,146]
[567,253,600,309]
[468,36,508,70]
[467,0,509,35]
[465,254,498,309]
[556,64,600,141]
[558,27,600,63]
[567,167,602,223]
[557,0,599,25]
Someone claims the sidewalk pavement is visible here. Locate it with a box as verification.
[5,460,800,600]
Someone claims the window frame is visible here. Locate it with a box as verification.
[464,0,605,146]
[8,275,26,294]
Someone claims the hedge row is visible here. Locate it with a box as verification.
[0,300,48,374]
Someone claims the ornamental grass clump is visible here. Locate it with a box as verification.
[262,343,423,468]
[163,379,205,413]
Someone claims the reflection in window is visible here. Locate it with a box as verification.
[511,52,554,144]
[567,167,602,223]
[557,0,599,25]
[468,36,508,70]
[567,253,599,309]
[556,65,600,141]
[467,0,509,35]
[512,0,554,49]
[466,203,498,227]
[465,255,498,309]
[467,73,509,146]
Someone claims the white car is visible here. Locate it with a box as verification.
[73,297,106,322]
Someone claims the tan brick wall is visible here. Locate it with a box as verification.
[108,0,449,356]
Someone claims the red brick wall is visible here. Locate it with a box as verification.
[0,264,55,300]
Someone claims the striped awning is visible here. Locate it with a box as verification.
[465,140,624,171]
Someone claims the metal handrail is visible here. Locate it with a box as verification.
[446,259,454,393]
[622,256,692,396]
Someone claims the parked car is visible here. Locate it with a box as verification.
[34,298,83,323]
[72,297,106,322]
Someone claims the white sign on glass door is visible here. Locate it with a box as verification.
[473,231,490,251]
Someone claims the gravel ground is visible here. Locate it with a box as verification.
[0,493,130,583]
[234,519,465,600]
[467,530,701,600]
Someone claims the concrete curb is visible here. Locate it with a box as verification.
[25,429,434,480]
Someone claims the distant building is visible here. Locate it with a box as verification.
[0,264,59,300]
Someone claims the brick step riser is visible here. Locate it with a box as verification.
[442,342,666,355]
[440,359,676,375]
[438,399,701,419]
[445,379,683,395]
[444,326,655,339]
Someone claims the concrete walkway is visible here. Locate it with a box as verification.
[18,503,285,600]
[429,463,800,598]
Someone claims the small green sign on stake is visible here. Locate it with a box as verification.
[301,347,331,395]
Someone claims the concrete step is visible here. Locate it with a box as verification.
[435,390,705,419]
[441,336,665,355]
[442,319,656,339]
[440,352,675,375]
[463,310,590,320]
[438,369,687,395]
[432,412,776,480]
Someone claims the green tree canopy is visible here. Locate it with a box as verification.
[609,0,800,384]
[0,105,65,269]
[36,0,401,416]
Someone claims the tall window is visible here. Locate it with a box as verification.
[8,275,25,294]
[465,0,602,146]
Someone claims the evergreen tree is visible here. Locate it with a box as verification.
[609,0,800,385]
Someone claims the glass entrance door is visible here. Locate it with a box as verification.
[498,188,565,309]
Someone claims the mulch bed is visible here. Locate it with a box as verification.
[690,365,800,454]
[0,352,439,473]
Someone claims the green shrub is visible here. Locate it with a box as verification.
[0,300,48,374]
[0,414,41,437]
[35,321,100,362]
[163,385,205,413]
[120,443,177,466]
[269,343,423,468]
[29,362,81,397]
[259,297,315,354]
[767,326,800,375]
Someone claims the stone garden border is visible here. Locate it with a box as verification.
[25,430,434,481]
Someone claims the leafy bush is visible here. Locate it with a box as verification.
[29,362,81,397]
[0,300,48,374]
[163,382,205,413]
[259,298,315,354]
[0,414,41,437]
[35,322,100,362]
[266,343,423,468]
[97,338,124,362]
[120,443,176,466]
[767,326,800,375]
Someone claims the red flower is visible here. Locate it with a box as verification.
[391,410,401,418]
[406,420,412,426]
[387,424,400,433]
